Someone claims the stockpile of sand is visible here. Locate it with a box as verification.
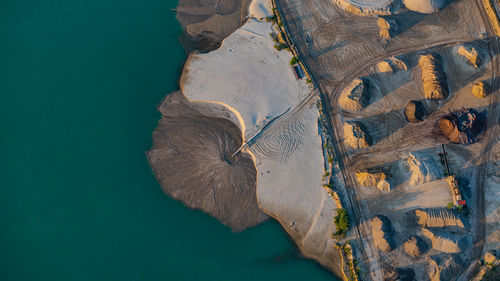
[356,171,391,191]
[378,17,397,39]
[334,0,401,15]
[376,56,407,73]
[428,255,464,281]
[472,81,488,98]
[439,108,485,144]
[371,215,395,253]
[339,78,370,111]
[403,0,447,14]
[405,100,426,123]
[383,264,416,281]
[148,91,268,231]
[404,236,428,256]
[457,45,482,68]
[421,228,461,253]
[343,121,371,149]
[415,209,464,229]
[404,153,439,185]
[419,54,448,100]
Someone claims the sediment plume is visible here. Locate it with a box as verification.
[419,54,448,100]
[148,91,267,232]
[405,100,426,123]
[371,215,395,253]
[343,121,371,149]
[414,209,464,229]
[339,78,370,111]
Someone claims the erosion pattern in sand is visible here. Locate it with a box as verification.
[148,91,268,231]
[181,14,342,275]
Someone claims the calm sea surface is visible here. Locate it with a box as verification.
[0,1,338,280]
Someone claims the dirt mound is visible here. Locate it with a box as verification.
[148,91,267,231]
[356,171,391,191]
[371,215,395,253]
[339,78,370,111]
[404,153,439,185]
[419,54,448,100]
[383,264,416,281]
[415,209,464,229]
[404,0,447,14]
[343,121,371,149]
[404,236,428,256]
[378,17,397,39]
[405,100,426,123]
[472,81,489,98]
[439,108,485,144]
[457,45,481,68]
[421,228,461,253]
[377,57,407,73]
[428,255,464,281]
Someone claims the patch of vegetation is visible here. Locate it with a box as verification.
[447,202,454,209]
[273,43,288,51]
[334,208,350,237]
[290,56,299,65]
[327,157,334,163]
[265,15,277,22]
[306,79,312,84]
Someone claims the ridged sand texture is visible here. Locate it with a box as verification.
[419,54,448,100]
[415,209,464,229]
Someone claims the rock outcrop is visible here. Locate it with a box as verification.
[404,0,447,14]
[356,171,391,191]
[419,54,448,100]
[457,45,482,68]
[472,81,488,98]
[421,228,461,253]
[343,121,371,149]
[371,215,395,253]
[415,209,464,230]
[339,78,370,111]
[439,108,485,144]
[404,236,428,256]
[405,100,426,123]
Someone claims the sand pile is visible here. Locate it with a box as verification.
[343,121,371,149]
[457,45,482,68]
[378,17,397,39]
[428,255,464,281]
[421,228,461,253]
[403,236,428,256]
[484,250,498,264]
[439,108,485,144]
[404,153,439,185]
[148,91,268,231]
[419,54,448,100]
[371,215,395,253]
[383,264,416,281]
[405,100,426,123]
[177,0,249,49]
[415,209,464,229]
[334,0,401,15]
[403,0,447,14]
[339,78,370,111]
[472,81,488,98]
[376,56,407,73]
[356,171,391,191]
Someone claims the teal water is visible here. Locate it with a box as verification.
[0,1,337,280]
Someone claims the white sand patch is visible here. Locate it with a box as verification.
[181,19,309,138]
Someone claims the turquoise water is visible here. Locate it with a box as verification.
[0,1,337,280]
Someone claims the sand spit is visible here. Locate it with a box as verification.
[414,209,464,230]
[176,0,250,49]
[148,91,268,231]
[418,54,448,100]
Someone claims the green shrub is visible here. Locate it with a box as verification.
[334,208,350,236]
[273,43,288,51]
[447,202,454,209]
[290,56,299,65]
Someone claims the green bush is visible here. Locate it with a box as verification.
[334,208,350,236]
[273,43,288,51]
[447,202,454,209]
[290,56,299,65]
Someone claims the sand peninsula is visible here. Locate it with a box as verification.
[149,0,343,277]
[150,0,500,279]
